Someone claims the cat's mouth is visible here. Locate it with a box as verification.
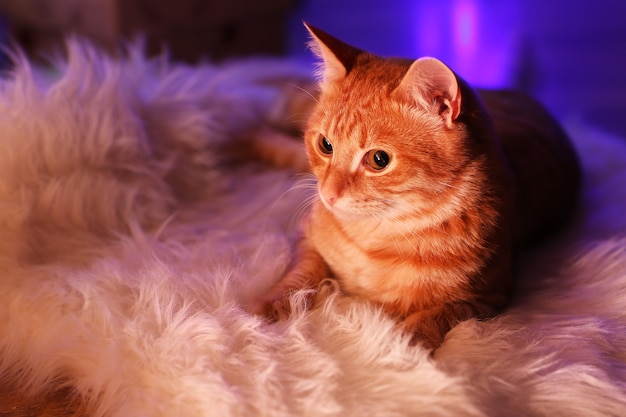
[319,192,346,214]
[319,194,356,219]
[319,193,391,221]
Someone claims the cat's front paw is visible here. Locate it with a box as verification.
[248,293,294,322]
[249,288,315,322]
[402,309,448,350]
[313,278,340,304]
[402,301,488,350]
[249,279,339,322]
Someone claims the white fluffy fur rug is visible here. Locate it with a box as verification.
[1,41,626,417]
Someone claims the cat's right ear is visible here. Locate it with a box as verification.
[304,22,363,84]
[394,57,462,129]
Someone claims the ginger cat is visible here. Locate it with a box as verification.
[255,24,581,349]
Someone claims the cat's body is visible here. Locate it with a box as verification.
[255,24,580,349]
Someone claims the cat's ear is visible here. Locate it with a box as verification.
[394,57,461,128]
[304,22,363,84]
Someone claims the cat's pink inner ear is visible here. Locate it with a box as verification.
[395,57,462,128]
[304,22,361,84]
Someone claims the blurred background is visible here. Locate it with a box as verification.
[0,0,624,136]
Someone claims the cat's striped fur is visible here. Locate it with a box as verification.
[255,24,580,349]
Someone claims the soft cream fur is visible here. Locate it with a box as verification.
[1,41,626,416]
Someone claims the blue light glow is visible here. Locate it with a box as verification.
[289,0,523,88]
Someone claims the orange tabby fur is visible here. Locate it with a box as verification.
[254,24,580,349]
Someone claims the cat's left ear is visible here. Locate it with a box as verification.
[394,57,461,129]
[304,22,363,84]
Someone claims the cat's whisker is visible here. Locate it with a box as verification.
[287,82,320,106]
[280,112,315,130]
[284,175,319,228]
[292,193,318,223]
[393,222,421,255]
[436,180,464,194]
[393,199,457,240]
[366,205,411,260]
[279,176,315,198]
[253,174,317,237]
[288,173,318,188]
[288,191,318,212]
[389,231,408,260]
[374,204,423,255]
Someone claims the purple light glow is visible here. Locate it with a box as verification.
[453,0,478,55]
[413,0,521,88]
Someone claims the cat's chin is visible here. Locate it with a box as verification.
[329,209,362,222]
[322,204,380,223]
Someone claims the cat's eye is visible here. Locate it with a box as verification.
[318,135,333,155]
[366,150,390,170]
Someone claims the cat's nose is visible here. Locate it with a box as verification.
[320,187,340,207]
[322,192,337,206]
[320,180,344,208]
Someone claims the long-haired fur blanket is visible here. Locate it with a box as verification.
[1,41,626,417]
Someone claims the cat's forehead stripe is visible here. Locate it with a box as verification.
[350,152,363,173]
[330,101,370,149]
[323,107,367,173]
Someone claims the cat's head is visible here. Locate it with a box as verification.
[303,23,483,223]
